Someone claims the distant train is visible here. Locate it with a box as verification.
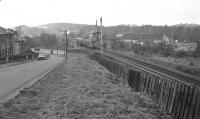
[78,40,99,50]
[77,39,106,50]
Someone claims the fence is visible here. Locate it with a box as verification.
[93,52,200,119]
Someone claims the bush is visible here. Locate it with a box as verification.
[189,61,195,66]
[175,51,188,57]
[175,65,200,77]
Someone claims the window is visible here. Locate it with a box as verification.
[0,35,2,44]
[10,47,13,55]
[3,35,5,44]
[2,49,4,56]
[6,48,9,56]
[9,47,13,55]
[1,35,4,44]
[5,48,7,56]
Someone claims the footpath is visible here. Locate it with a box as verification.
[0,53,171,119]
[0,59,36,68]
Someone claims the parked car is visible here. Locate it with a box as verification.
[34,47,40,51]
[37,54,49,60]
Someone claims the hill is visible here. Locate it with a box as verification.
[15,23,95,36]
[15,23,200,43]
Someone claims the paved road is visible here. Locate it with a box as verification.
[0,55,64,102]
[34,49,65,55]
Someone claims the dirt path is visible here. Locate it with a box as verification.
[0,53,171,119]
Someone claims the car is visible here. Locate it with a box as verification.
[37,54,49,60]
[34,47,40,51]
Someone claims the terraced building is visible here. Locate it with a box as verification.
[0,27,14,60]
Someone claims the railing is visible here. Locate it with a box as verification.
[93,49,200,119]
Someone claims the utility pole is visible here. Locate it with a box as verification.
[95,20,98,33]
[65,30,68,60]
[55,33,58,55]
[100,17,103,53]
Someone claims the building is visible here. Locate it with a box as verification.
[13,31,28,56]
[154,34,175,45]
[117,33,162,41]
[83,31,100,42]
[0,27,15,60]
[116,33,163,46]
[0,26,28,60]
[196,38,200,55]
[172,42,197,52]
[102,34,118,49]
[13,40,26,56]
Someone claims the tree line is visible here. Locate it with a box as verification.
[24,32,77,50]
[78,24,200,43]
[24,33,59,49]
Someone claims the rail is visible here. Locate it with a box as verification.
[94,49,200,118]
[101,49,200,86]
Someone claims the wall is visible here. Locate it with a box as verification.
[13,42,20,55]
[0,34,14,59]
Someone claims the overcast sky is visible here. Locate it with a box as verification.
[0,0,200,28]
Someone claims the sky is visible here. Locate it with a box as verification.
[0,0,200,28]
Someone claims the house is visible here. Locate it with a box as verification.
[196,39,200,55]
[13,39,26,56]
[172,42,197,52]
[116,33,163,46]
[85,31,100,42]
[153,35,174,45]
[154,40,162,45]
[0,27,15,60]
[14,31,27,56]
[162,34,175,45]
[117,33,162,41]
[0,26,28,60]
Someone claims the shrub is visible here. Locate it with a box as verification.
[189,61,195,66]
[175,51,188,57]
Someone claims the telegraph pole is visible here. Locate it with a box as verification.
[65,30,68,60]
[100,17,103,53]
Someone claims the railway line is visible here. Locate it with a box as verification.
[94,49,200,118]
[100,49,200,86]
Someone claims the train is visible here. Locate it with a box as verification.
[77,39,105,50]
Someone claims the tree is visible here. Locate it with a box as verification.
[23,36,38,49]
[162,45,173,57]
[39,33,57,49]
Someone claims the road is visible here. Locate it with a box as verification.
[0,55,64,102]
[36,49,65,55]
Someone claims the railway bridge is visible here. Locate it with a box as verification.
[93,49,200,119]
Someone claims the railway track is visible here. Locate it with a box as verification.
[101,49,200,86]
[94,49,200,118]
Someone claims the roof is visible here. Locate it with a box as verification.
[14,35,25,42]
[0,27,14,35]
[118,33,163,42]
[173,42,197,47]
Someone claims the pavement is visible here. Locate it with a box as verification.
[0,55,64,102]
[0,59,36,68]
